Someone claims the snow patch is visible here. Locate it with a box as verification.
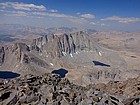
[99,52,102,56]
[70,53,73,57]
[50,63,54,66]
[75,51,80,54]
[62,52,66,56]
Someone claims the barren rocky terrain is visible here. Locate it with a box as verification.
[0,25,140,104]
[92,31,140,78]
[0,73,139,105]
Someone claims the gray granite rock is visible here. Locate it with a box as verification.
[0,73,139,105]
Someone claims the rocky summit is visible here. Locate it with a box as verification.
[0,73,139,105]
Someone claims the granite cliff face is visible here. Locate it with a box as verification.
[31,31,94,58]
[10,43,30,63]
[0,42,49,74]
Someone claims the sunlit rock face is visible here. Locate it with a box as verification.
[31,31,95,58]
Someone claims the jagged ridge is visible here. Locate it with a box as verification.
[31,31,94,58]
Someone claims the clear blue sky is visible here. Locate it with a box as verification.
[0,0,140,31]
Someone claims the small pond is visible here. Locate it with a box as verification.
[0,71,20,79]
[93,60,110,67]
[51,68,68,78]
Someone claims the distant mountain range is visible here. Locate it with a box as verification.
[0,24,48,36]
[0,24,97,35]
[0,24,96,42]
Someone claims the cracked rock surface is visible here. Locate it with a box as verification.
[0,73,139,105]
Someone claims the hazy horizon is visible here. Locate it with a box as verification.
[0,0,140,32]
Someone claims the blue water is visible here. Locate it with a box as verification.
[51,69,68,78]
[0,71,20,79]
[93,60,110,67]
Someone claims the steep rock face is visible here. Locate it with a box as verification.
[31,31,94,58]
[0,42,50,74]
[0,43,31,71]
[9,43,49,68]
[0,46,5,65]
[9,43,30,63]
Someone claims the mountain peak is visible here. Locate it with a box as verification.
[31,31,95,58]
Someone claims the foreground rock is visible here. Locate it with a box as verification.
[0,73,139,105]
